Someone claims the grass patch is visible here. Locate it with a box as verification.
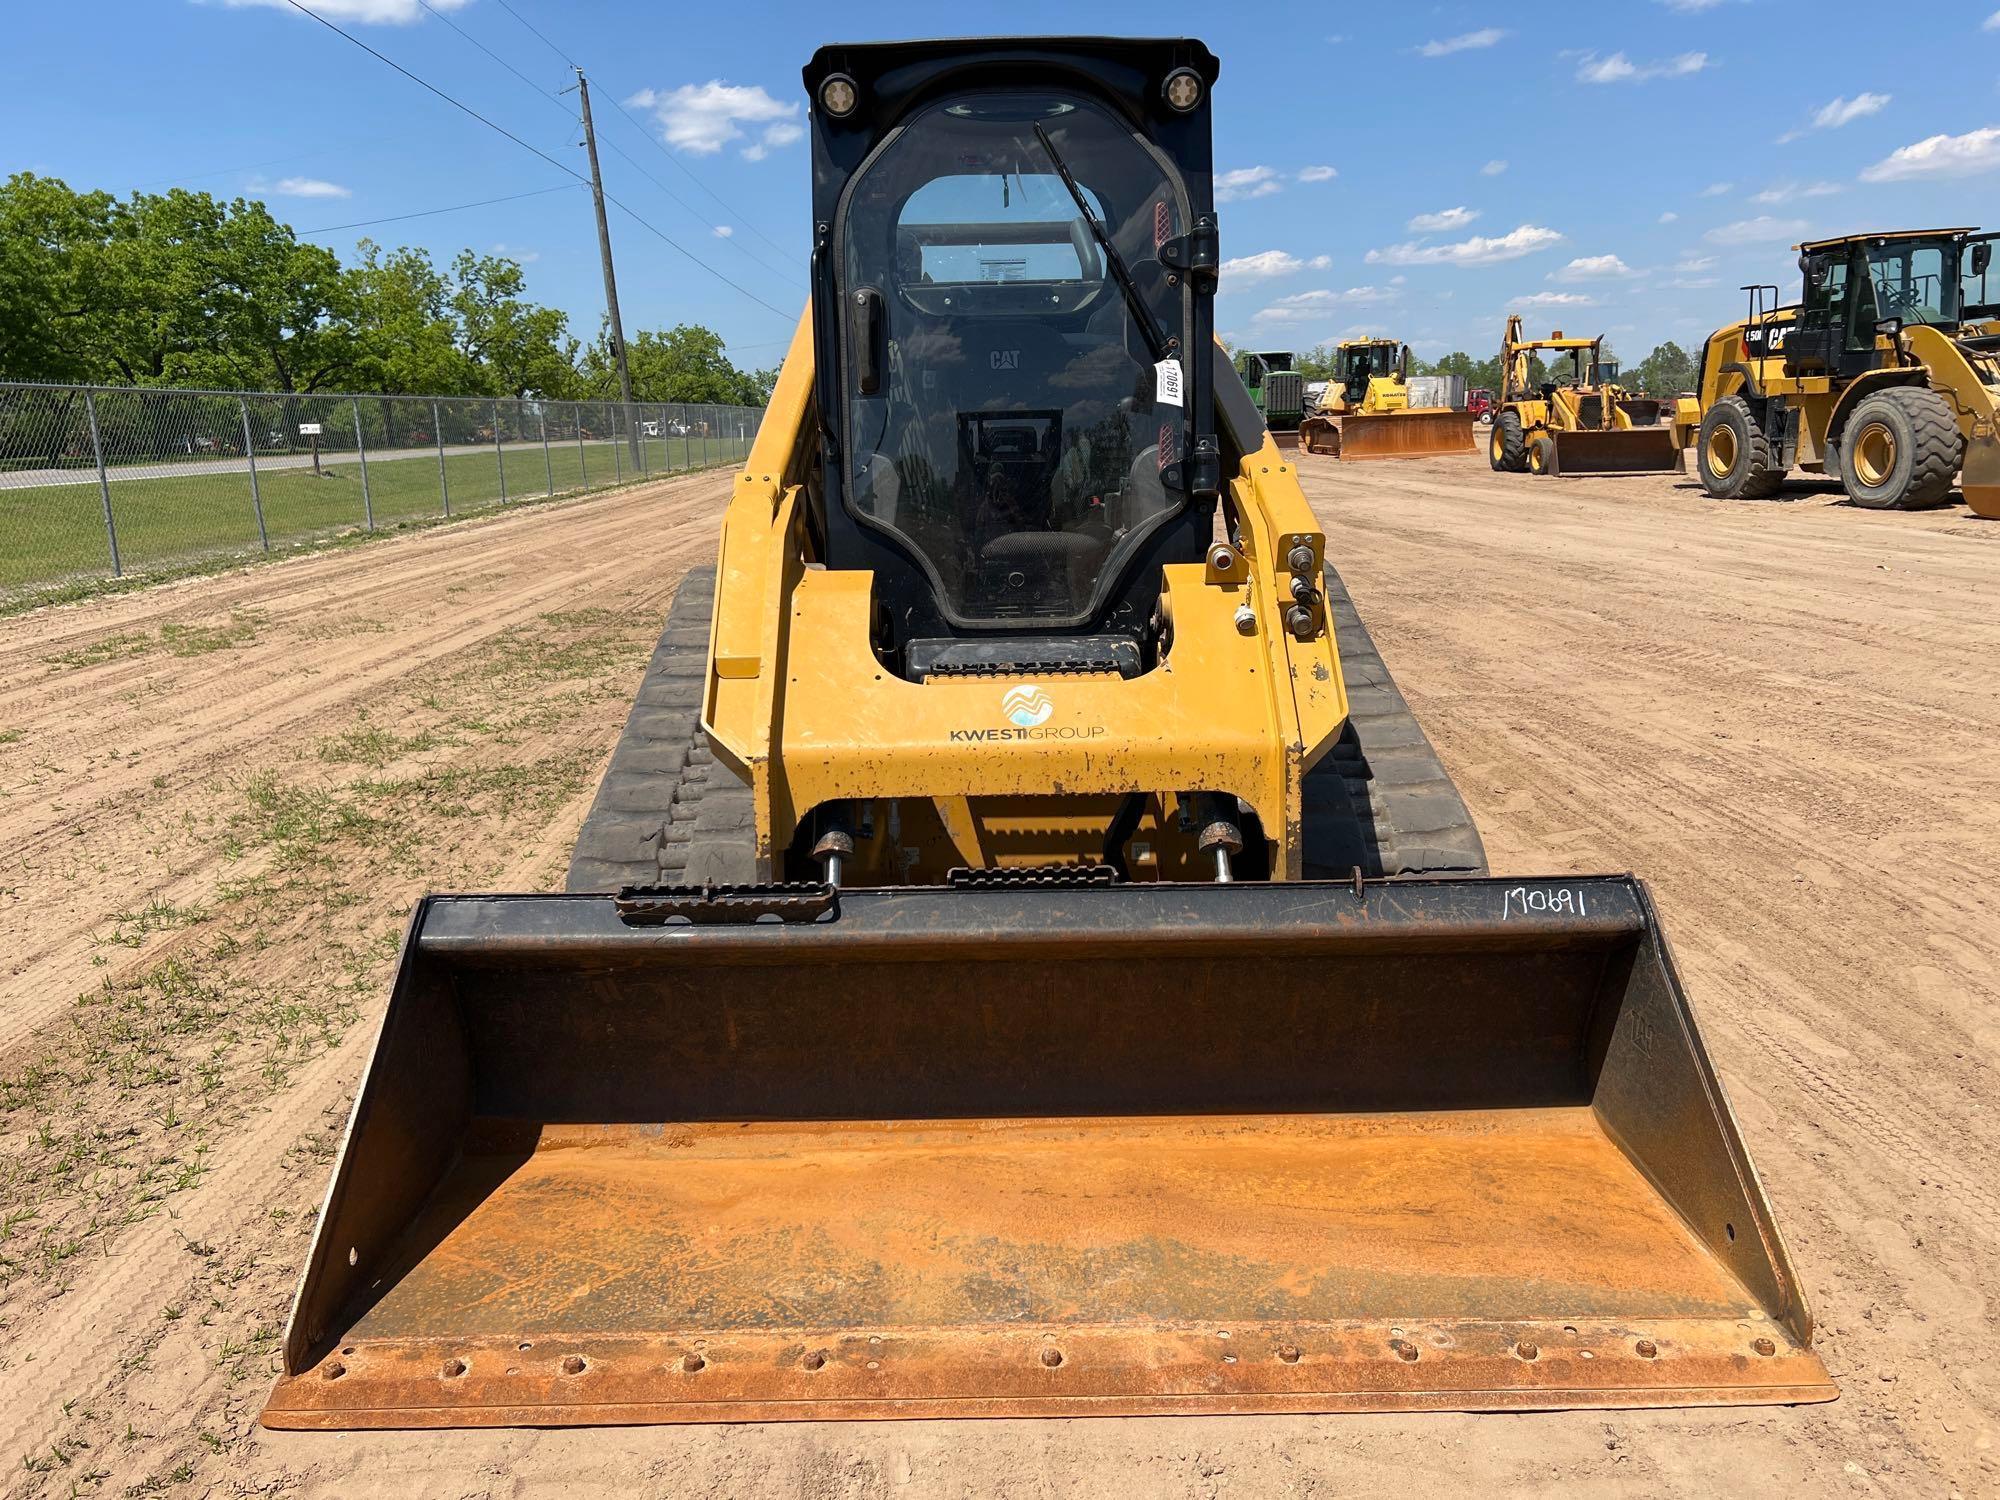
[43,612,263,674]
[44,632,156,671]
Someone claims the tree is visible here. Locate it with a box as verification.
[0,173,119,383]
[448,250,579,399]
[585,323,766,405]
[1629,340,1695,396]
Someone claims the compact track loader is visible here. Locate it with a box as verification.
[1490,316,1683,476]
[265,37,1830,1430]
[1680,229,2000,514]
[1298,338,1476,460]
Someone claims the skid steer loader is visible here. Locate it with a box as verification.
[264,37,1831,1430]
[1490,316,1684,476]
[1680,229,2000,515]
[1298,338,1476,460]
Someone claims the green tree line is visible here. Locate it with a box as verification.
[0,173,775,403]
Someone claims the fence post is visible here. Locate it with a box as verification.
[83,389,122,578]
[635,405,649,478]
[540,406,553,496]
[352,398,374,531]
[612,406,624,485]
[702,408,710,470]
[434,400,450,515]
[493,400,507,503]
[239,398,269,552]
[576,404,588,488]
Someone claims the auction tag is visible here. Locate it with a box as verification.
[1154,358,1184,408]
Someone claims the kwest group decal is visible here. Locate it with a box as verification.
[948,684,1108,744]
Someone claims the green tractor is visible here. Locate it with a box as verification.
[1236,348,1305,443]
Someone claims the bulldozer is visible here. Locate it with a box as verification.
[1679,229,2000,515]
[1297,337,1476,460]
[1489,316,1684,476]
[263,37,1831,1430]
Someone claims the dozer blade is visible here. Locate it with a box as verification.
[1331,410,1478,462]
[265,879,1832,1429]
[1549,426,1686,476]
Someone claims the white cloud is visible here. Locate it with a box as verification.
[1513,292,1599,309]
[1751,180,1841,204]
[628,81,802,160]
[712,225,734,238]
[1552,254,1636,280]
[1666,277,1719,289]
[1705,216,1811,245]
[1779,92,1891,143]
[1406,206,1479,233]
[1220,250,1332,285]
[1297,165,1338,183]
[1389,275,1407,285]
[1577,51,1710,84]
[491,242,539,264]
[1366,223,1564,267]
[1675,255,1717,272]
[1418,28,1506,57]
[1657,0,1728,9]
[1481,159,1509,176]
[270,176,350,199]
[1659,210,1679,223]
[204,0,467,21]
[1699,181,1734,197]
[1324,33,1346,43]
[1986,8,2000,28]
[1253,287,1400,324]
[1860,126,2000,182]
[1216,166,1284,202]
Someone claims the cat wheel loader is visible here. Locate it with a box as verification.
[1679,229,2000,515]
[263,36,1830,1430]
[1490,316,1684,476]
[1298,337,1476,460]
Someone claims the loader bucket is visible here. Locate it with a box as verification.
[1549,426,1686,476]
[1963,424,2000,519]
[1332,410,1479,462]
[265,879,1832,1429]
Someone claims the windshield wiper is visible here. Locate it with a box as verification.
[1031,122,1171,363]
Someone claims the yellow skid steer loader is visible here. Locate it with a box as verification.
[264,37,1831,1430]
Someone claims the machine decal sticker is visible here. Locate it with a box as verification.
[1003,685,1054,728]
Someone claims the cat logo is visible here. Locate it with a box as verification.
[990,350,1021,370]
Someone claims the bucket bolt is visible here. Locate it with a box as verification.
[1284,542,1321,640]
[812,805,858,887]
[1184,793,1244,883]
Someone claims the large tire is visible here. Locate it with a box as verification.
[566,568,757,892]
[1489,410,1526,472]
[1697,394,1786,500]
[1301,566,1487,879]
[1838,386,1962,510]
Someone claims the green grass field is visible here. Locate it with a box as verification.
[0,436,749,598]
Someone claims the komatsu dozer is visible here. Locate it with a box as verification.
[1680,229,2000,515]
[264,37,1831,1430]
[1490,316,1684,476]
[1298,338,1477,460]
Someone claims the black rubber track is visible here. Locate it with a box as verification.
[566,564,1486,890]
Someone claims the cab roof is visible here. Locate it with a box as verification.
[1797,227,1980,253]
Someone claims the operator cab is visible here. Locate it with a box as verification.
[1785,228,1986,377]
[806,40,1222,679]
[1337,340,1402,405]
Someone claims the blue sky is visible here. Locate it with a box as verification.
[5,0,1999,370]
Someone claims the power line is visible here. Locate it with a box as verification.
[602,91,800,266]
[415,0,571,110]
[298,183,578,236]
[278,0,792,322]
[490,0,575,69]
[598,134,806,291]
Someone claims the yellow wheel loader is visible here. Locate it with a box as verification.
[263,37,1831,1431]
[1298,338,1476,460]
[1490,316,1684,476]
[1678,229,2000,515]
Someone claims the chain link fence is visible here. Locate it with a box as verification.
[0,382,763,605]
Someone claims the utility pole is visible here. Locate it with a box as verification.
[575,69,636,433]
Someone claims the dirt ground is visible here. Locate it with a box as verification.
[1,458,1996,1497]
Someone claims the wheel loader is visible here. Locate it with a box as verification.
[1297,337,1476,460]
[263,36,1831,1430]
[1489,315,1684,476]
[1679,229,2000,515]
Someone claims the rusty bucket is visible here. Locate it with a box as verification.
[1549,426,1686,476]
[1330,410,1478,462]
[265,878,1832,1428]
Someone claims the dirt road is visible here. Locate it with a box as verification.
[2,459,1995,1496]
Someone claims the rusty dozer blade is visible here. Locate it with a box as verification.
[1327,409,1478,462]
[1549,425,1686,476]
[265,879,1832,1429]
